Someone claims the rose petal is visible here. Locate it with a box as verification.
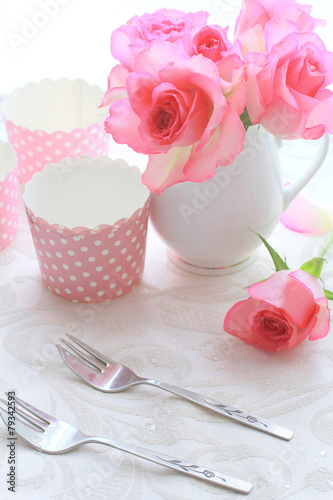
[290,89,322,117]
[127,73,159,117]
[273,64,299,110]
[280,194,333,234]
[183,105,246,182]
[235,0,325,36]
[224,297,261,342]
[235,0,270,36]
[259,97,307,139]
[306,95,333,135]
[111,26,139,71]
[190,25,232,62]
[100,65,129,108]
[158,57,226,150]
[308,304,331,340]
[134,39,189,76]
[105,99,145,153]
[264,18,299,53]
[237,26,266,57]
[246,52,271,124]
[173,91,210,147]
[108,64,129,88]
[142,145,192,194]
[217,54,247,115]
[137,83,207,153]
[289,269,326,302]
[224,298,298,351]
[100,87,128,108]
[248,270,316,327]
[187,73,226,149]
[221,77,247,116]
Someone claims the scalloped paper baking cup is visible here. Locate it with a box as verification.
[24,156,150,303]
[0,140,18,251]
[2,79,110,184]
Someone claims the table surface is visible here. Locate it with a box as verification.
[0,109,333,500]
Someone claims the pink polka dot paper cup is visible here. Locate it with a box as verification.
[0,140,18,251]
[2,79,110,185]
[23,155,150,303]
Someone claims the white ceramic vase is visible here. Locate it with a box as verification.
[150,126,329,275]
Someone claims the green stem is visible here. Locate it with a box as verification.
[316,229,333,258]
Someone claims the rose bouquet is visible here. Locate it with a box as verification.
[101,0,333,194]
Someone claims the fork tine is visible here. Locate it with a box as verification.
[0,398,46,431]
[8,394,52,424]
[66,334,112,365]
[60,339,103,371]
[57,344,104,383]
[0,403,44,447]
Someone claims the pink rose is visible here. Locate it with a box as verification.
[224,270,330,351]
[246,28,333,139]
[235,0,324,37]
[104,41,245,194]
[182,25,233,62]
[235,0,325,56]
[111,9,209,71]
[181,25,247,115]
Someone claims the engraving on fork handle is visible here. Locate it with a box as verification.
[85,436,252,494]
[144,379,293,441]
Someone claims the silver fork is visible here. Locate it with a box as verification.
[0,395,252,494]
[56,335,293,441]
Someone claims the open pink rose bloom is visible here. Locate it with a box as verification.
[224,270,330,351]
[102,2,333,194]
[246,27,333,139]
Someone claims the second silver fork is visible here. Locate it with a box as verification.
[57,334,293,441]
[0,395,252,494]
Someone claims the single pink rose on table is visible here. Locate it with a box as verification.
[246,27,333,139]
[104,41,245,194]
[111,9,209,71]
[224,270,330,351]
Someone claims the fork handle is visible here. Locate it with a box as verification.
[143,380,293,441]
[86,436,252,494]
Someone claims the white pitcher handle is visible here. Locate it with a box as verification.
[280,135,329,211]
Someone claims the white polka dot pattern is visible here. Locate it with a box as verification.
[25,198,150,303]
[0,167,18,251]
[5,120,110,185]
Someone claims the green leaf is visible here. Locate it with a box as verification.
[255,233,289,271]
[324,289,333,300]
[240,108,253,132]
[299,257,326,279]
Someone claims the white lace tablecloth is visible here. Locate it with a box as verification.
[0,134,332,500]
